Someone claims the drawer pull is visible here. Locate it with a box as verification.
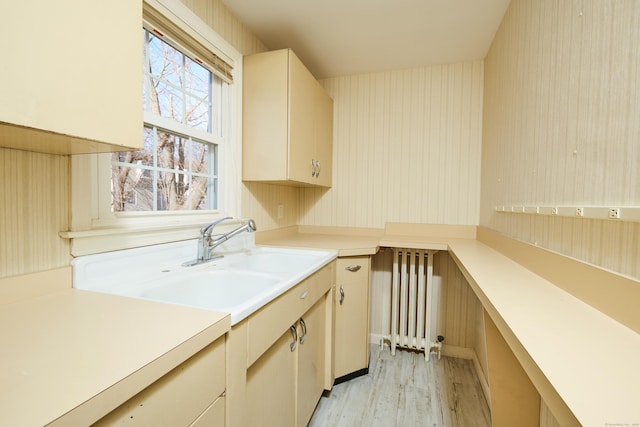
[339,285,345,305]
[290,325,298,352]
[345,265,361,272]
[300,290,308,299]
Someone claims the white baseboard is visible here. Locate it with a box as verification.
[471,351,491,405]
[441,343,474,359]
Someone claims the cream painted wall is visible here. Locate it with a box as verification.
[481,0,640,280]
[300,62,484,229]
[179,0,300,232]
[0,149,71,278]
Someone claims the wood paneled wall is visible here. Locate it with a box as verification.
[481,0,640,280]
[179,0,267,56]
[300,62,484,229]
[179,0,301,231]
[0,149,70,278]
[482,1,639,425]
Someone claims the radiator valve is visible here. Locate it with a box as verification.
[431,335,445,360]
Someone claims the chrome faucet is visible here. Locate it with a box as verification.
[183,217,257,267]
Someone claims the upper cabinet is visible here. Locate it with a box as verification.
[243,49,333,187]
[0,1,142,155]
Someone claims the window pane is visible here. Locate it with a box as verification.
[185,57,210,99]
[191,175,209,210]
[157,170,186,210]
[152,78,185,121]
[187,139,209,173]
[185,96,211,132]
[112,167,154,212]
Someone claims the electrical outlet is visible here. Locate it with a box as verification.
[575,207,584,217]
[609,207,620,219]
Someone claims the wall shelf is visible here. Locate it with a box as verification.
[495,205,640,222]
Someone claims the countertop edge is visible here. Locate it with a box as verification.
[50,312,231,426]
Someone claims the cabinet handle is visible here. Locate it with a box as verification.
[290,325,298,352]
[339,285,345,305]
[300,290,308,299]
[299,318,307,344]
[345,265,362,272]
[311,159,320,178]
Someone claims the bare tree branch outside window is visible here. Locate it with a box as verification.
[111,29,220,212]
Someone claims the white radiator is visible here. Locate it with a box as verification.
[389,248,440,360]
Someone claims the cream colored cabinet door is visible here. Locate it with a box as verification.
[242,48,333,187]
[0,0,142,154]
[334,256,371,380]
[246,327,297,427]
[296,298,327,427]
[288,52,317,184]
[313,85,334,187]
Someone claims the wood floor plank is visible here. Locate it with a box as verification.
[309,346,491,427]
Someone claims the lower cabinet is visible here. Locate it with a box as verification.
[246,328,297,426]
[94,337,226,426]
[245,297,329,427]
[334,256,371,380]
[234,261,335,427]
[296,298,327,426]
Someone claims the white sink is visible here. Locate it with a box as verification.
[138,270,280,310]
[72,241,337,325]
[227,247,325,274]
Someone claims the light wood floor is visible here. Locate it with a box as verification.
[309,346,491,427]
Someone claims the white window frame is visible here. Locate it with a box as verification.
[65,0,243,256]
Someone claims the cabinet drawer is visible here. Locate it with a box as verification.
[247,262,334,366]
[336,257,370,284]
[95,337,225,426]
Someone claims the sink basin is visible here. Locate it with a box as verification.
[138,270,279,310]
[228,248,324,274]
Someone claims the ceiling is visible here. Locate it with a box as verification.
[223,0,511,79]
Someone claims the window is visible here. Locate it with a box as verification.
[67,0,243,255]
[111,27,228,213]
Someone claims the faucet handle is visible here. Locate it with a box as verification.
[200,216,233,236]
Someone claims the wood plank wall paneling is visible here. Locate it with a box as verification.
[180,0,268,56]
[300,61,484,229]
[481,0,640,280]
[0,149,71,278]
[242,182,300,232]
[179,0,297,230]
